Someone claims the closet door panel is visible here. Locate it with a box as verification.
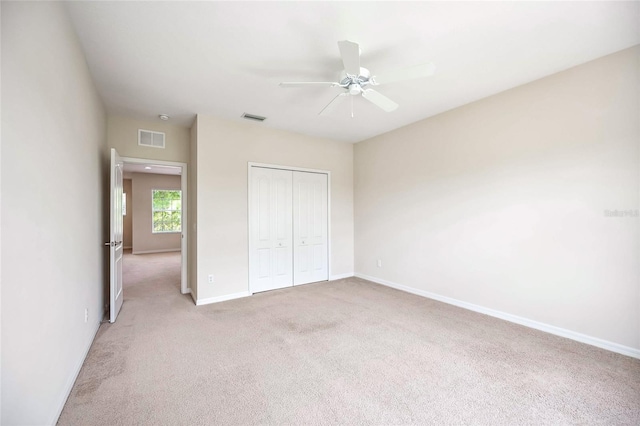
[270,168,293,289]
[249,167,293,293]
[293,171,328,285]
[250,167,273,292]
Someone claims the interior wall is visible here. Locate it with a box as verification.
[1,2,108,424]
[123,178,133,249]
[107,115,189,163]
[131,173,182,254]
[194,116,354,302]
[354,46,640,352]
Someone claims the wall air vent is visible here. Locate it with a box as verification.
[138,129,165,149]
[241,113,267,122]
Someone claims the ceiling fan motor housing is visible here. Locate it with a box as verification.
[340,67,371,90]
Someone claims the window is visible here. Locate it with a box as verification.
[152,190,181,233]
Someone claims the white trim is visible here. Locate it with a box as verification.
[247,162,332,295]
[248,161,329,174]
[355,273,640,360]
[51,320,101,425]
[121,156,188,295]
[132,248,180,255]
[330,272,354,280]
[327,172,332,284]
[196,291,250,306]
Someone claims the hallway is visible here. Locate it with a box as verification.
[122,250,182,299]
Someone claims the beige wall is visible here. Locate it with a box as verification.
[107,115,190,163]
[189,118,198,299]
[131,173,182,254]
[1,2,108,424]
[355,46,640,351]
[123,179,133,248]
[194,116,354,301]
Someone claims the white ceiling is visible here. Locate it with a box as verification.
[65,1,639,143]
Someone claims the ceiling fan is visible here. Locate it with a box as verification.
[279,40,435,117]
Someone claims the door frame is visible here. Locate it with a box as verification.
[122,156,189,295]
[247,162,331,295]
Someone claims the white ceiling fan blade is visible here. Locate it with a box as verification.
[362,89,398,112]
[337,40,360,76]
[279,82,340,88]
[319,92,349,116]
[372,62,436,85]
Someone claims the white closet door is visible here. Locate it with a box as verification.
[249,167,293,293]
[293,171,328,285]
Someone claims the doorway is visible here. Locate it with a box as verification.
[121,157,188,295]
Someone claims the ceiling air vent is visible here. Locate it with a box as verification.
[138,129,165,149]
[241,113,266,122]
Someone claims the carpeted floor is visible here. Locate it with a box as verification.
[58,252,640,425]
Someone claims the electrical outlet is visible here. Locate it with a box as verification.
[84,308,89,323]
[208,274,214,284]
[377,259,382,268]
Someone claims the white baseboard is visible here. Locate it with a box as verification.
[124,246,132,250]
[330,272,354,281]
[355,273,640,360]
[196,291,250,306]
[181,288,191,295]
[132,248,181,255]
[51,320,101,425]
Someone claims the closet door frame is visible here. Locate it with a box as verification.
[248,162,331,295]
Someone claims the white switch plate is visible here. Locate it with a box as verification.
[208,274,214,283]
[377,259,382,268]
[84,308,89,323]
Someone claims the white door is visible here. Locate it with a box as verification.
[109,148,124,323]
[293,171,328,285]
[249,167,293,293]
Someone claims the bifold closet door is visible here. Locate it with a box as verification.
[249,167,293,293]
[293,171,328,285]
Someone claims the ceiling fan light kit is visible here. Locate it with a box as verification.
[279,40,435,118]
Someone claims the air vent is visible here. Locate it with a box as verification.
[241,113,267,122]
[138,129,165,149]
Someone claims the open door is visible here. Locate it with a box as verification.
[108,148,124,322]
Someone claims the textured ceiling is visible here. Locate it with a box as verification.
[66,1,640,143]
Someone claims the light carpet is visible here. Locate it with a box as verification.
[58,252,640,425]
